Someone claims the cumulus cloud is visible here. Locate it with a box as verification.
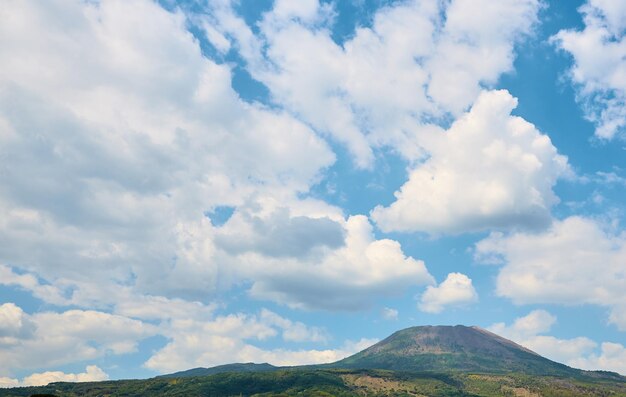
[490,310,626,374]
[1,197,433,312]
[0,303,156,374]
[214,207,346,259]
[570,343,626,376]
[554,0,626,140]
[0,303,35,343]
[418,273,478,313]
[114,294,218,322]
[0,365,108,388]
[491,309,557,337]
[0,0,334,302]
[122,198,432,311]
[204,0,541,167]
[475,216,626,329]
[0,377,18,388]
[239,214,434,310]
[372,90,570,234]
[259,309,329,343]
[0,0,436,316]
[143,308,375,373]
[0,265,74,307]
[0,300,371,377]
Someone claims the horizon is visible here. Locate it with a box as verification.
[1,0,626,388]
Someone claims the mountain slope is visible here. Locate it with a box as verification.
[2,369,625,397]
[157,362,277,378]
[331,325,578,376]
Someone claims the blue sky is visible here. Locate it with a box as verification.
[1,0,626,387]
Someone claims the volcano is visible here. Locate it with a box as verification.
[331,325,579,376]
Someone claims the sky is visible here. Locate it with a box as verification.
[1,0,626,387]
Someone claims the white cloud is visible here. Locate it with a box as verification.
[271,0,330,24]
[214,207,346,259]
[0,0,434,317]
[0,303,34,343]
[554,0,626,140]
[570,342,626,376]
[143,308,376,373]
[0,265,71,306]
[491,309,557,337]
[475,216,626,329]
[372,90,570,234]
[114,294,218,322]
[427,0,541,114]
[489,310,626,374]
[205,0,541,167]
[259,309,328,343]
[0,366,108,388]
[0,0,335,303]
[1,198,433,312]
[418,273,478,313]
[489,311,597,364]
[0,300,358,377]
[0,377,18,388]
[0,303,156,373]
[381,307,399,321]
[237,214,434,310]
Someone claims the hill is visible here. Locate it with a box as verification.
[157,362,277,378]
[2,369,626,397]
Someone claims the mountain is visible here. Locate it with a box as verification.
[157,362,277,378]
[161,325,611,379]
[331,325,579,376]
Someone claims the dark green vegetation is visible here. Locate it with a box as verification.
[158,363,278,378]
[2,369,626,397]
[2,326,625,396]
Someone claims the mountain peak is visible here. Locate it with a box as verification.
[332,324,575,376]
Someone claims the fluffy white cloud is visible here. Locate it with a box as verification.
[0,0,335,303]
[259,309,328,343]
[372,90,570,234]
[0,300,367,377]
[489,310,597,364]
[1,199,433,312]
[554,0,626,140]
[381,307,399,321]
[0,303,156,373]
[490,310,626,374]
[475,216,626,329]
[570,343,626,376]
[206,0,541,167]
[0,0,435,317]
[143,308,375,373]
[214,207,346,259]
[235,214,434,310]
[418,273,478,313]
[0,303,34,343]
[0,265,73,307]
[0,377,18,388]
[491,309,557,337]
[114,294,218,322]
[0,365,108,388]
